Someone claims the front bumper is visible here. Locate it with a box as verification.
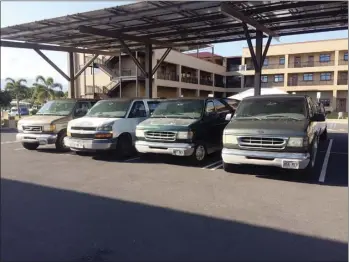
[135,140,195,156]
[16,133,57,145]
[64,137,117,151]
[222,148,310,169]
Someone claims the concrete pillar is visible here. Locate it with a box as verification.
[198,70,201,85]
[212,73,215,87]
[285,54,289,69]
[335,50,339,66]
[284,73,288,87]
[334,70,338,86]
[241,75,245,89]
[196,89,200,97]
[178,65,182,82]
[333,89,337,111]
[177,88,182,97]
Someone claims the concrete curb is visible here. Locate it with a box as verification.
[326,119,348,123]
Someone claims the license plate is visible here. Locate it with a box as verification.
[38,139,47,145]
[173,149,184,156]
[282,160,299,169]
[74,142,84,149]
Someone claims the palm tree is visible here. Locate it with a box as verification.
[5,78,29,118]
[33,76,63,104]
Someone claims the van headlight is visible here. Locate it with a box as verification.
[136,129,145,137]
[223,134,238,145]
[96,125,112,131]
[287,137,308,147]
[177,131,193,139]
[43,124,56,132]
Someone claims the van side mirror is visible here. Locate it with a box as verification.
[225,113,232,121]
[312,113,325,122]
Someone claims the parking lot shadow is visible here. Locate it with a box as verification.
[1,178,347,261]
[0,128,18,133]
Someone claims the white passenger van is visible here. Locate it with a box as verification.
[64,98,162,157]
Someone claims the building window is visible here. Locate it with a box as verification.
[319,54,331,63]
[320,72,332,81]
[319,99,330,107]
[274,74,284,82]
[263,58,269,66]
[303,73,313,81]
[344,52,348,61]
[261,75,268,83]
[279,57,285,65]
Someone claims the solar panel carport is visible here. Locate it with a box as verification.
[1,1,347,98]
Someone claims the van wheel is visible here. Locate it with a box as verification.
[115,134,133,158]
[55,131,68,152]
[22,142,39,150]
[320,128,328,141]
[190,144,207,164]
[223,162,232,172]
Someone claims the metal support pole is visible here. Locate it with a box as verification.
[254,30,263,96]
[135,51,138,97]
[68,52,75,98]
[145,44,153,98]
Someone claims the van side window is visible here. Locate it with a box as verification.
[306,98,314,117]
[214,99,231,114]
[205,101,215,114]
[129,101,146,118]
[147,101,160,115]
[75,101,90,116]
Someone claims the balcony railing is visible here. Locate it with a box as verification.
[114,68,146,77]
[181,76,198,84]
[200,78,213,86]
[287,80,334,86]
[338,59,348,66]
[337,79,348,85]
[244,82,284,88]
[227,65,240,71]
[215,82,225,88]
[242,64,286,70]
[288,60,335,68]
[157,72,179,81]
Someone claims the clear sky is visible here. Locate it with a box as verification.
[1,1,348,89]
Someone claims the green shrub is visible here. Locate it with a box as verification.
[326,112,348,119]
[31,109,38,115]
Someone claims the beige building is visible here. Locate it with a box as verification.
[74,47,242,100]
[240,38,348,112]
[74,38,348,112]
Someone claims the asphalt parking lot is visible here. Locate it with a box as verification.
[1,122,348,261]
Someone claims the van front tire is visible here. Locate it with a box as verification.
[22,142,39,150]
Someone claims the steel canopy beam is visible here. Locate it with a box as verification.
[262,36,272,66]
[219,3,279,39]
[34,49,70,82]
[0,40,118,55]
[152,48,172,76]
[78,25,169,47]
[117,37,148,77]
[74,54,99,80]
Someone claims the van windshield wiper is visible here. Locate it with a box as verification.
[264,115,304,120]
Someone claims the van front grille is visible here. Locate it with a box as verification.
[238,136,287,150]
[145,131,176,141]
[71,133,95,139]
[23,126,42,133]
[71,126,96,131]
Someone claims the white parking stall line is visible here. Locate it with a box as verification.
[201,160,222,169]
[210,163,223,170]
[318,139,333,183]
[14,148,25,151]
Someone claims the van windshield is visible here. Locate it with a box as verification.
[234,97,307,120]
[151,100,204,119]
[36,101,76,116]
[86,100,131,118]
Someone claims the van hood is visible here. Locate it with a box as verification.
[69,117,121,128]
[225,118,309,136]
[138,118,198,128]
[18,115,68,125]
